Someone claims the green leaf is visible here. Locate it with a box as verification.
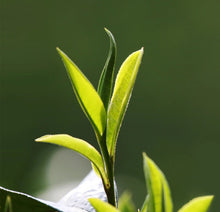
[143,153,173,212]
[178,196,213,212]
[35,134,109,187]
[0,187,60,212]
[143,153,162,212]
[56,48,106,137]
[160,171,173,212]
[107,48,144,160]
[118,191,136,212]
[4,196,13,212]
[89,198,119,212]
[141,196,148,212]
[97,28,117,110]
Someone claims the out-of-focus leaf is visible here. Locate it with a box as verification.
[97,28,117,110]
[107,48,144,160]
[89,198,119,212]
[56,48,106,137]
[143,153,173,212]
[118,191,136,212]
[4,196,12,212]
[35,134,108,186]
[178,196,213,212]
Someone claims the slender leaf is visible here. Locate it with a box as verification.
[178,196,213,212]
[4,196,13,212]
[143,153,162,212]
[35,134,109,186]
[107,48,144,160]
[56,48,106,137]
[97,28,117,110]
[160,171,173,212]
[143,153,173,212]
[118,191,136,212]
[141,196,148,212]
[89,198,119,212]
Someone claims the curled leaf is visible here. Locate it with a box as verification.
[97,28,117,110]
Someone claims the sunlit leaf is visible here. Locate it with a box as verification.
[56,48,106,137]
[160,171,173,212]
[89,198,119,212]
[35,134,109,187]
[178,196,213,212]
[143,153,162,212]
[143,153,173,212]
[141,196,148,212]
[107,48,144,160]
[118,191,136,212]
[97,28,117,110]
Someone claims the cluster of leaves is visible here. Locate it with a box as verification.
[90,153,213,212]
[36,28,144,206]
[36,29,213,212]
[0,29,214,212]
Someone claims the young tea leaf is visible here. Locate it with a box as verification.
[178,196,213,212]
[97,28,117,110]
[143,153,173,212]
[141,196,148,212]
[35,134,109,187]
[143,153,162,212]
[160,171,173,212]
[89,198,119,212]
[56,48,106,137]
[107,48,144,160]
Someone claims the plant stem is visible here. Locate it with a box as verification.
[97,130,116,206]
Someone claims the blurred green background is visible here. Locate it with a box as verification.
[1,0,220,211]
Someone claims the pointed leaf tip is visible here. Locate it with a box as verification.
[56,48,106,137]
[97,28,117,110]
[89,198,119,212]
[143,153,173,212]
[178,196,214,212]
[107,48,144,160]
[35,134,109,186]
[35,135,51,142]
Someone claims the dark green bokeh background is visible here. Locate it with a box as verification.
[1,0,220,211]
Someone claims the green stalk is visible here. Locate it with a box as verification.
[96,130,116,206]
